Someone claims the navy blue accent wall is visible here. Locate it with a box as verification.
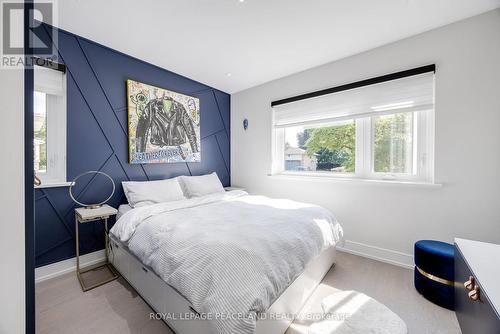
[34,24,230,268]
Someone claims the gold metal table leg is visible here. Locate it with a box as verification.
[104,217,109,262]
[75,214,119,292]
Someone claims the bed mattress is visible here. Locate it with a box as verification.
[108,233,337,334]
[110,190,343,334]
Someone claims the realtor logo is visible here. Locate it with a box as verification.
[1,0,58,69]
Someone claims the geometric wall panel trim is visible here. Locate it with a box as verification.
[34,23,230,267]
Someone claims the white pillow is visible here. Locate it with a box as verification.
[122,178,185,207]
[179,172,225,198]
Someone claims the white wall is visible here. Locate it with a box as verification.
[231,9,500,267]
[0,32,26,334]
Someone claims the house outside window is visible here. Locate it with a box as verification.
[284,146,317,171]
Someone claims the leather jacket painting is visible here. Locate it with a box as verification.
[135,96,199,154]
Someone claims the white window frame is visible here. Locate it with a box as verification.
[271,92,435,184]
[358,109,434,182]
[34,67,67,186]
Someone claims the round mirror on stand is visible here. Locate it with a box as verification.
[69,171,115,209]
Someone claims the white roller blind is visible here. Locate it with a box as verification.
[34,67,65,95]
[273,72,434,128]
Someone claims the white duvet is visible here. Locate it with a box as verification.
[110,190,343,334]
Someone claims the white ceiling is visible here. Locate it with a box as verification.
[54,0,500,93]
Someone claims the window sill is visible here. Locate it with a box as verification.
[35,181,74,189]
[267,173,442,188]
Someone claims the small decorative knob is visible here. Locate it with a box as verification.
[464,276,475,291]
[34,175,41,186]
[468,284,480,302]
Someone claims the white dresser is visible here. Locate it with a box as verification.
[454,238,500,333]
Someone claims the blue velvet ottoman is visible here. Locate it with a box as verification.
[414,240,455,310]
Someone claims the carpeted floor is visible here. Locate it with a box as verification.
[36,251,461,334]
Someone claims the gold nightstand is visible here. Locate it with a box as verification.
[75,204,119,291]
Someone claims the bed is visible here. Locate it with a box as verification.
[109,188,343,334]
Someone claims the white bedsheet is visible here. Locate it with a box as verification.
[116,204,133,220]
[110,190,343,334]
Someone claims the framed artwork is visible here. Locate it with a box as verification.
[126,79,201,164]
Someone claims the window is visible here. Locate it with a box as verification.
[282,121,355,173]
[372,112,414,174]
[272,70,434,183]
[34,66,67,185]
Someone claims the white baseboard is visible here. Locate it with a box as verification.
[35,249,106,284]
[337,240,414,269]
[35,240,412,283]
